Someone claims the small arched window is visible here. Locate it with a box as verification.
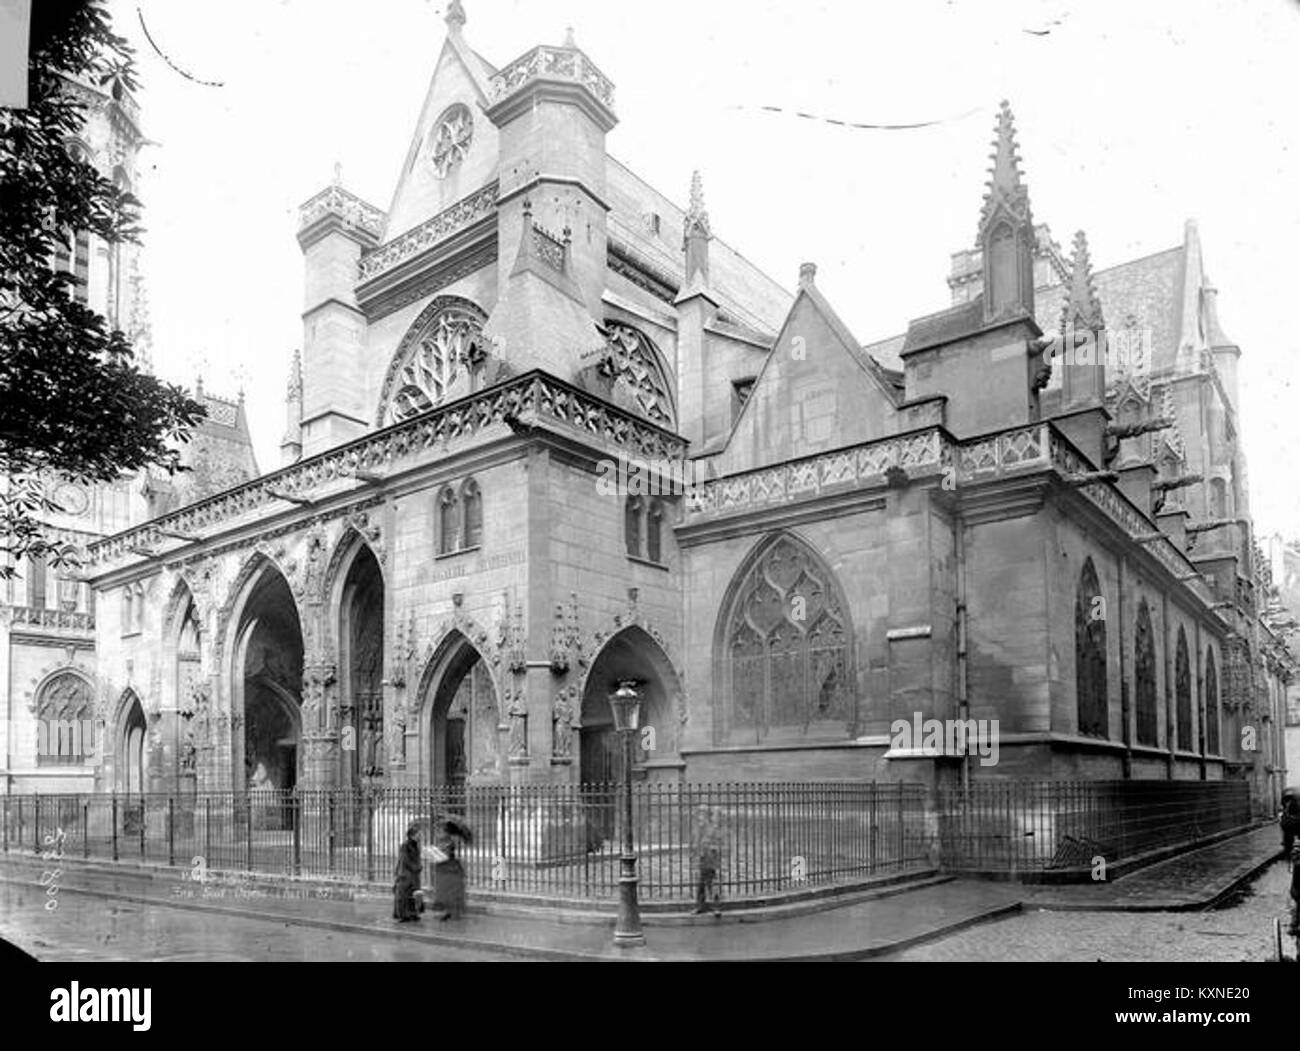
[646,499,664,563]
[438,486,459,555]
[625,497,643,558]
[461,477,482,549]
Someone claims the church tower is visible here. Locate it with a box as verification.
[978,101,1036,323]
[480,28,618,375]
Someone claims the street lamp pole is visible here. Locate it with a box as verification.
[609,680,644,948]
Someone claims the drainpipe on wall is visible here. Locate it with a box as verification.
[1118,556,1132,780]
[1163,589,1174,780]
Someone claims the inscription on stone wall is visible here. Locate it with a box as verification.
[423,549,526,584]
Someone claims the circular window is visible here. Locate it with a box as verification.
[51,482,89,516]
[430,104,473,179]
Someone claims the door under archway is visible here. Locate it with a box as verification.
[117,692,146,796]
[420,634,500,794]
[340,544,384,788]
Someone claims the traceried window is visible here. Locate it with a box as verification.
[1175,627,1193,752]
[461,477,482,550]
[1134,600,1158,747]
[378,298,487,426]
[721,534,854,743]
[430,103,473,179]
[437,477,482,555]
[1205,648,1220,754]
[1074,558,1107,739]
[600,323,676,429]
[35,672,95,766]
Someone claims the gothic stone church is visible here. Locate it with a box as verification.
[57,5,1292,805]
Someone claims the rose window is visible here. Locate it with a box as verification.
[431,104,473,179]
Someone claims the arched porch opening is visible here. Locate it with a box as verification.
[579,626,681,786]
[416,631,501,793]
[338,542,384,788]
[230,566,304,804]
[115,690,147,796]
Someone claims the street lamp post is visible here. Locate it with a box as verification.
[608,680,644,948]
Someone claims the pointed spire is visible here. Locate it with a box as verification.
[684,170,711,242]
[1060,230,1105,333]
[977,100,1032,245]
[446,0,466,34]
[563,26,577,48]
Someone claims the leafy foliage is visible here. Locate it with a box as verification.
[0,1,204,575]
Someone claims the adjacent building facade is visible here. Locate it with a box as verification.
[0,73,257,793]
[30,6,1291,812]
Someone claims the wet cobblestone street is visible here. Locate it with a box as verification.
[880,858,1296,962]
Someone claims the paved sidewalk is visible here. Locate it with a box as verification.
[1023,824,1285,912]
[0,855,1021,961]
[0,823,1281,959]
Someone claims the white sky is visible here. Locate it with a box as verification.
[109,0,1300,541]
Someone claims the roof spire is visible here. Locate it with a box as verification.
[563,26,577,48]
[1060,229,1104,333]
[446,0,466,34]
[684,169,711,242]
[977,100,1032,245]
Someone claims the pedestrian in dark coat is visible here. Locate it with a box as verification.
[428,819,469,921]
[392,823,423,923]
[1280,786,1300,857]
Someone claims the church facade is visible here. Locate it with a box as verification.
[32,5,1290,810]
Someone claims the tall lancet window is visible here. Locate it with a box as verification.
[1204,648,1220,755]
[437,486,459,555]
[1134,600,1158,747]
[461,477,482,550]
[1175,628,1193,752]
[1074,558,1108,739]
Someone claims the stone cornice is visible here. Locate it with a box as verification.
[297,186,386,248]
[683,420,1222,614]
[87,370,687,571]
[486,45,616,130]
[357,182,499,286]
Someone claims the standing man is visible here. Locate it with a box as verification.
[691,806,724,918]
[1281,786,1300,857]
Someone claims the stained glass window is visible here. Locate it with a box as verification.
[1074,558,1108,738]
[722,535,854,742]
[1134,600,1158,747]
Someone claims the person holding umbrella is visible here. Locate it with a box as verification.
[392,822,423,923]
[427,814,472,921]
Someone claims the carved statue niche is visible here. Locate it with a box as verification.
[551,685,576,760]
[507,690,529,760]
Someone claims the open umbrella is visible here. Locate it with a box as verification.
[442,814,473,844]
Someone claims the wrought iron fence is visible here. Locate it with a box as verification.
[936,779,1253,875]
[0,782,931,904]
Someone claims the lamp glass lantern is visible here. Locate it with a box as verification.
[608,681,641,733]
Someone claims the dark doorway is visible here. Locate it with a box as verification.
[234,567,304,798]
[341,545,384,787]
[426,638,499,791]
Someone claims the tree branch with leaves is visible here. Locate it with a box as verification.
[1,1,204,577]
